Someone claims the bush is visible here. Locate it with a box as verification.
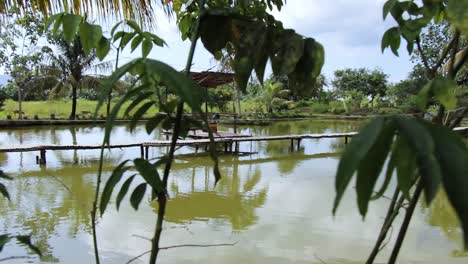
[0,88,7,108]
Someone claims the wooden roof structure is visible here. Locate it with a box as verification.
[190,71,235,87]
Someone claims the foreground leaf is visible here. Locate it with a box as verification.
[333,117,385,214]
[100,160,130,215]
[130,183,147,210]
[356,119,395,217]
[429,124,468,249]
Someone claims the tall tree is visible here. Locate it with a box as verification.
[0,8,49,119]
[332,68,388,101]
[46,34,110,119]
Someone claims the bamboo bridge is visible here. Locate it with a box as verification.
[0,127,466,165]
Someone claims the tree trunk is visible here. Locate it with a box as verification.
[17,82,23,120]
[70,84,77,120]
[236,86,241,115]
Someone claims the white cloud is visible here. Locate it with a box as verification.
[120,0,414,82]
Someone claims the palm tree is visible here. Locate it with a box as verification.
[0,1,169,27]
[46,35,111,119]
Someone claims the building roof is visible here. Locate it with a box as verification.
[191,71,235,88]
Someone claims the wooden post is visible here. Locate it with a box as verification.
[224,142,228,153]
[40,148,46,165]
[234,114,238,134]
[195,145,199,153]
[145,146,149,160]
[345,136,348,145]
[140,145,144,158]
[290,139,294,152]
[36,156,39,164]
[297,139,301,151]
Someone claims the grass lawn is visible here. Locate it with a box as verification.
[0,99,160,119]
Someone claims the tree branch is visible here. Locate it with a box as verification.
[453,46,468,76]
[127,243,237,264]
[433,33,458,72]
[0,256,34,262]
[447,30,460,79]
[416,37,432,77]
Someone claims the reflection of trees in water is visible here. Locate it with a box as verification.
[0,161,117,262]
[423,190,462,245]
[160,156,268,230]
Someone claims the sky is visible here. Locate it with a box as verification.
[119,0,416,84]
[0,0,416,85]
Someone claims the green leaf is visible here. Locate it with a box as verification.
[116,175,136,210]
[130,101,154,130]
[356,119,395,217]
[79,22,103,56]
[133,158,164,195]
[100,160,130,215]
[0,171,12,180]
[130,183,147,210]
[142,38,153,58]
[428,124,468,249]
[270,30,305,76]
[62,14,82,42]
[125,20,142,33]
[395,117,441,203]
[110,21,123,36]
[120,32,136,48]
[393,136,416,199]
[0,183,10,200]
[383,0,398,19]
[146,114,166,134]
[288,38,324,96]
[447,0,468,35]
[97,60,145,144]
[150,34,166,47]
[199,15,231,54]
[45,13,64,31]
[0,234,11,252]
[432,77,457,110]
[144,60,204,111]
[131,34,144,52]
[123,91,153,118]
[381,27,400,56]
[370,150,395,201]
[416,76,457,110]
[97,37,111,61]
[16,235,41,256]
[333,117,385,214]
[113,31,124,42]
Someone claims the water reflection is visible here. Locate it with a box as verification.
[0,120,465,263]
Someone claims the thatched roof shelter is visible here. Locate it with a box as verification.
[190,71,234,87]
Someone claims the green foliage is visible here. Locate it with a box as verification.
[416,76,458,110]
[333,116,468,248]
[193,8,324,93]
[0,88,7,108]
[332,68,389,101]
[207,86,234,111]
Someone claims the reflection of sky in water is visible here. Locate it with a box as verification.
[0,120,465,263]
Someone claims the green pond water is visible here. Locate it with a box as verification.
[0,120,465,263]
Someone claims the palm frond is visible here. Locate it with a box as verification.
[0,0,172,29]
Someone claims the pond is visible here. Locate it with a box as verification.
[0,120,465,263]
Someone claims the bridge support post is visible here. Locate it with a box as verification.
[345,136,348,145]
[297,139,301,151]
[290,139,294,152]
[40,148,46,165]
[145,146,149,160]
[140,145,144,158]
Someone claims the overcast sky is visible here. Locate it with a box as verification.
[121,0,415,84]
[0,0,416,85]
